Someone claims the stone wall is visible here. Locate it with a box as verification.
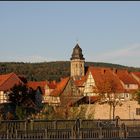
[93,100,140,119]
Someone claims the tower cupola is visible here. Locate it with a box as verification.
[71,44,85,60]
[70,43,85,78]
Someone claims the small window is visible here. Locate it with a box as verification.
[136,108,140,115]
[126,93,129,98]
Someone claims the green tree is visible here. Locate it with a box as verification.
[15,106,26,120]
[8,84,37,120]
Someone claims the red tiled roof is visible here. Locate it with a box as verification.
[50,77,69,97]
[114,69,138,84]
[0,72,23,91]
[132,72,140,79]
[74,76,86,87]
[87,66,124,93]
[27,81,46,94]
[47,82,57,89]
[27,81,57,89]
[27,81,47,90]
[0,73,12,86]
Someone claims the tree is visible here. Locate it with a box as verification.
[8,84,29,106]
[15,106,27,120]
[35,87,43,109]
[98,78,123,119]
[103,94,122,119]
[8,84,37,120]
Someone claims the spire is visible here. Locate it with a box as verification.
[70,43,85,60]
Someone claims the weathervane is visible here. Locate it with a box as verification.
[76,38,79,44]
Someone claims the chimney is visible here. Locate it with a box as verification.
[112,68,117,74]
[102,69,106,74]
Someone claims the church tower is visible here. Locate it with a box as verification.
[70,43,85,78]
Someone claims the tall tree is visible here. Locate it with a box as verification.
[8,84,37,120]
[98,78,122,119]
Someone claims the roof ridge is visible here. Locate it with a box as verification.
[0,72,19,88]
[51,77,70,96]
[59,77,70,96]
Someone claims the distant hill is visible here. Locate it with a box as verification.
[0,61,139,81]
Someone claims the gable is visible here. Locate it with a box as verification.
[59,78,83,107]
[50,77,69,96]
[61,78,81,97]
[86,67,124,93]
[0,73,23,91]
[84,72,96,94]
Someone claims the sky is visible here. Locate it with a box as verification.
[0,1,140,67]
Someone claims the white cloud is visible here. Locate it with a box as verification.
[16,55,48,63]
[0,55,48,63]
[93,43,140,67]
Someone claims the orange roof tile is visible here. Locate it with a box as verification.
[87,66,124,93]
[50,77,69,97]
[47,82,57,89]
[114,69,138,84]
[74,76,86,87]
[0,73,14,86]
[0,72,23,91]
[27,81,57,90]
[27,81,48,94]
[27,81,47,90]
[132,72,140,79]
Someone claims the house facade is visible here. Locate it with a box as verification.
[50,77,83,107]
[68,44,140,119]
[70,43,140,96]
[112,69,139,100]
[0,73,24,104]
[27,81,57,103]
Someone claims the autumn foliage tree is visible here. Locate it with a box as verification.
[97,76,122,119]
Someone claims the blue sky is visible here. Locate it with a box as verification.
[0,1,140,67]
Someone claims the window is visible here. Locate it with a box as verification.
[126,93,129,98]
[0,92,8,103]
[136,108,140,115]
